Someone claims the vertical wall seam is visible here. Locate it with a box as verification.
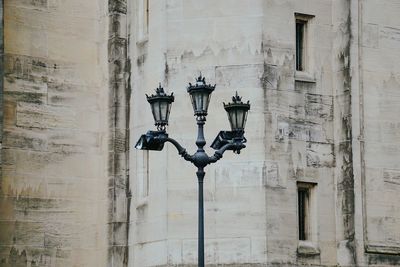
[107,0,131,266]
[0,0,3,146]
[357,0,367,252]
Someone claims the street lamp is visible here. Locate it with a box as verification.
[135,75,250,267]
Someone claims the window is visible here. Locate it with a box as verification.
[296,20,306,71]
[297,182,315,241]
[137,0,149,41]
[297,182,320,255]
[298,186,310,240]
[295,13,314,72]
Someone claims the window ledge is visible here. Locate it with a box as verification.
[297,241,320,256]
[136,36,149,46]
[295,71,316,83]
[136,197,149,209]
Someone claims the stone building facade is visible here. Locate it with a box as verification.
[0,0,400,266]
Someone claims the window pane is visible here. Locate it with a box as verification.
[298,187,309,240]
[296,21,305,71]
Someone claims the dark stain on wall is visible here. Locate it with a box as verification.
[7,248,27,267]
[107,0,131,266]
[0,0,3,139]
[368,254,400,266]
[136,53,146,67]
[336,7,357,264]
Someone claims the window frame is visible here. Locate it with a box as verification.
[298,183,314,241]
[296,19,306,72]
[294,13,315,78]
[296,181,320,255]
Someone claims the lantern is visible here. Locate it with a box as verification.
[187,75,216,117]
[224,92,250,132]
[146,84,174,131]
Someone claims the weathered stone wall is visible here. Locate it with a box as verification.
[129,0,336,266]
[352,0,400,266]
[0,0,110,266]
[262,1,338,265]
[129,0,400,266]
[1,0,400,266]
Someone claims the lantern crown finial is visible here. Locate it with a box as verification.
[224,92,250,107]
[147,83,173,99]
[196,73,206,86]
[226,91,250,106]
[187,74,216,90]
[156,83,164,94]
[232,91,242,103]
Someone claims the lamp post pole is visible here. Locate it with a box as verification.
[197,169,205,267]
[135,75,250,267]
[196,117,206,267]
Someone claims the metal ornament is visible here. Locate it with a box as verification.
[136,77,250,267]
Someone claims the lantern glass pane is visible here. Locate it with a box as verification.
[189,92,201,113]
[166,102,172,121]
[189,89,213,115]
[197,92,204,111]
[191,93,196,111]
[227,110,234,130]
[152,102,160,122]
[189,95,195,113]
[236,109,244,130]
[227,109,236,129]
[203,93,210,111]
[160,101,168,121]
[190,93,198,113]
[197,93,202,111]
[243,109,249,129]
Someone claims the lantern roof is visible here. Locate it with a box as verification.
[223,92,250,110]
[187,74,216,93]
[146,84,174,103]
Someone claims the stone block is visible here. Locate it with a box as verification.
[216,64,264,90]
[305,93,333,121]
[215,161,264,188]
[3,128,47,151]
[16,102,76,129]
[276,116,330,143]
[306,142,335,168]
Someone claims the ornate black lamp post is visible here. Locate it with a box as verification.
[135,75,250,267]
